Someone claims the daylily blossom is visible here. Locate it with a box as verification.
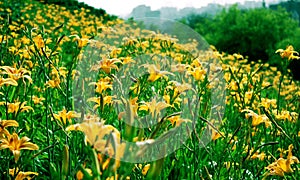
[87,95,115,109]
[139,98,171,118]
[0,132,39,162]
[66,116,126,171]
[0,76,18,87]
[0,120,19,136]
[70,35,89,48]
[53,108,80,125]
[275,45,300,60]
[186,66,206,81]
[9,168,38,180]
[167,115,191,127]
[7,101,34,116]
[142,64,174,82]
[89,80,113,94]
[0,65,32,83]
[32,95,45,105]
[242,109,272,128]
[90,57,122,74]
[263,144,299,178]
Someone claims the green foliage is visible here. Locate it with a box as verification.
[273,28,300,79]
[183,5,299,62]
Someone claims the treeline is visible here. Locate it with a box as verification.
[181,5,300,79]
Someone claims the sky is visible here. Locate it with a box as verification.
[78,0,281,17]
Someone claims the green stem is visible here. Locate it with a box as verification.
[277,73,284,115]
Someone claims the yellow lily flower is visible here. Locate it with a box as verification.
[110,48,122,58]
[233,53,244,60]
[0,76,18,87]
[142,64,174,82]
[140,98,171,118]
[0,120,19,137]
[211,128,223,141]
[33,34,44,49]
[275,45,300,60]
[0,132,39,162]
[242,109,271,128]
[168,81,192,93]
[89,80,112,94]
[50,66,68,79]
[53,108,80,125]
[87,95,115,109]
[9,168,38,180]
[66,116,113,147]
[163,94,181,108]
[46,78,61,88]
[186,66,206,81]
[76,168,93,180]
[251,151,266,161]
[120,56,135,64]
[142,164,151,176]
[171,64,189,73]
[164,81,191,107]
[70,35,89,48]
[32,95,45,105]
[90,57,122,74]
[263,144,299,178]
[0,65,32,83]
[7,101,34,116]
[167,115,191,127]
[66,117,126,171]
[45,66,65,88]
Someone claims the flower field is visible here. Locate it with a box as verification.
[0,0,299,179]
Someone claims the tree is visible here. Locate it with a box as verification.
[183,5,299,62]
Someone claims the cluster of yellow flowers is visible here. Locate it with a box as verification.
[0,62,39,175]
[0,119,39,179]
[1,0,299,179]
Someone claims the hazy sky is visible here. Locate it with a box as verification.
[78,0,280,17]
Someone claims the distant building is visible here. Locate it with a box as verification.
[160,7,179,19]
[130,5,160,19]
[145,10,160,18]
[127,0,300,22]
[131,5,150,18]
